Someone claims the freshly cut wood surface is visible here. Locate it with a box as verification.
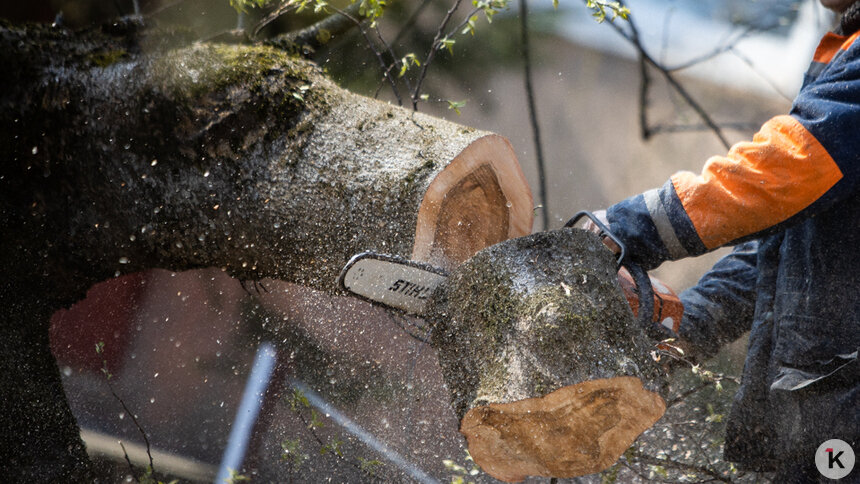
[460,376,665,482]
[412,135,532,271]
[428,229,667,482]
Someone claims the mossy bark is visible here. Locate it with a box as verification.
[428,229,667,481]
[0,21,525,478]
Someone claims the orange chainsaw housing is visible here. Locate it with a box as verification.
[616,267,683,335]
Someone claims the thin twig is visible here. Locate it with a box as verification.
[519,0,549,230]
[638,50,652,139]
[392,0,433,46]
[375,25,415,95]
[666,381,712,407]
[329,5,404,105]
[119,441,137,482]
[730,47,794,102]
[411,0,465,109]
[628,449,732,482]
[254,0,300,38]
[448,6,483,36]
[608,3,731,149]
[107,382,154,471]
[292,401,367,473]
[265,2,362,51]
[665,27,755,72]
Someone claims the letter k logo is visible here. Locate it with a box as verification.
[827,448,845,469]
[816,440,855,479]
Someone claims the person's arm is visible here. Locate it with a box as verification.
[605,36,860,271]
[677,241,759,360]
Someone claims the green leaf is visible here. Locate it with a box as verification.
[288,389,310,411]
[358,457,383,476]
[225,468,251,483]
[398,53,420,77]
[584,0,630,23]
[461,15,479,36]
[280,438,308,467]
[229,0,274,13]
[447,100,467,115]
[357,0,386,21]
[439,38,456,55]
[309,409,324,429]
[321,438,343,456]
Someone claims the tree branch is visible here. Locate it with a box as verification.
[608,2,731,149]
[264,2,362,51]
[519,0,549,230]
[627,450,732,483]
[411,0,464,109]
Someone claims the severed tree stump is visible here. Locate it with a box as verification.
[429,229,667,482]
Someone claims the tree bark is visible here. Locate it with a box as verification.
[429,229,667,482]
[0,21,532,478]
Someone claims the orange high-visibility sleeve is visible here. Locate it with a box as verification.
[671,115,843,249]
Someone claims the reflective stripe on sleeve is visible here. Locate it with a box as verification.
[643,188,689,260]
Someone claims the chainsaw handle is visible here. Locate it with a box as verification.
[564,211,626,270]
[625,262,656,331]
[564,211,654,328]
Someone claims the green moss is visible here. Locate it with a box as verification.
[524,287,599,339]
[474,355,509,405]
[87,49,128,67]
[154,44,317,101]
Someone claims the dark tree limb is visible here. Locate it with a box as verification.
[519,0,549,231]
[0,21,532,478]
[607,3,731,149]
[263,2,362,51]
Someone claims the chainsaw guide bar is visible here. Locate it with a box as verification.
[337,252,449,315]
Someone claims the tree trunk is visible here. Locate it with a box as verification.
[429,229,667,482]
[0,22,532,478]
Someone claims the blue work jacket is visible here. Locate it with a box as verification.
[604,25,860,470]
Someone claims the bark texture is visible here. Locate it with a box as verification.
[0,21,531,479]
[429,229,667,482]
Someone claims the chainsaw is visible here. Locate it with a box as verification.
[338,211,683,339]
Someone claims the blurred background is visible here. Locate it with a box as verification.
[3,0,837,481]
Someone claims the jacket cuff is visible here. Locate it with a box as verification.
[606,179,707,270]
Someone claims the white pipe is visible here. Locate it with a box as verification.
[215,342,277,484]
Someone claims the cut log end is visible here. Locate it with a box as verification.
[460,376,666,483]
[412,135,533,271]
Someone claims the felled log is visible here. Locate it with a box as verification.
[0,22,532,479]
[429,229,667,482]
